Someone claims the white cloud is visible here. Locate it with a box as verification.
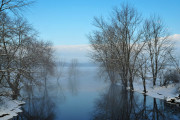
[53,34,180,63]
[169,34,180,57]
[169,34,180,42]
[169,34,180,47]
[169,34,180,53]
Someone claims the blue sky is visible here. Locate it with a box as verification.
[23,0,180,62]
[25,0,180,45]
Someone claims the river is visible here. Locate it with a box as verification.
[13,66,180,120]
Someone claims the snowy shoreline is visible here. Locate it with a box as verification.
[0,97,25,120]
[130,80,180,104]
[1,81,180,120]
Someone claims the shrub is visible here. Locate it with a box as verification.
[163,70,180,86]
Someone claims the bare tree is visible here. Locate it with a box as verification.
[143,16,174,86]
[55,59,65,83]
[89,4,144,89]
[0,0,33,15]
[0,0,34,98]
[136,52,148,93]
[89,23,119,83]
[0,0,56,100]
[0,13,55,99]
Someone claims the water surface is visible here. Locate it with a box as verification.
[14,66,180,120]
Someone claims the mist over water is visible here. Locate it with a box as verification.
[14,66,180,120]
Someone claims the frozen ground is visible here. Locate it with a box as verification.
[132,80,180,103]
[0,97,24,120]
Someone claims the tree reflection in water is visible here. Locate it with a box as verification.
[91,84,180,120]
[67,59,79,96]
[11,66,180,120]
[12,84,55,120]
[12,60,81,120]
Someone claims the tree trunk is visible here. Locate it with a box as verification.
[153,77,156,86]
[129,76,134,90]
[12,88,19,100]
[143,78,147,93]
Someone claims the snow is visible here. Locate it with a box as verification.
[0,97,25,120]
[132,80,180,104]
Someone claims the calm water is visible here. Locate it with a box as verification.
[13,66,180,120]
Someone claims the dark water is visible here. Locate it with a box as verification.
[13,66,180,120]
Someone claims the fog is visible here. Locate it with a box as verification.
[54,34,180,64]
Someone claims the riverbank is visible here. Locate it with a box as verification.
[0,97,25,120]
[132,80,180,104]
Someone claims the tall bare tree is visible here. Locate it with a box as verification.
[143,16,174,86]
[89,4,144,89]
[0,0,56,100]
[0,13,55,99]
[136,52,149,93]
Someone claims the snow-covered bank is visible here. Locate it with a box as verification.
[132,80,180,104]
[0,97,25,120]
